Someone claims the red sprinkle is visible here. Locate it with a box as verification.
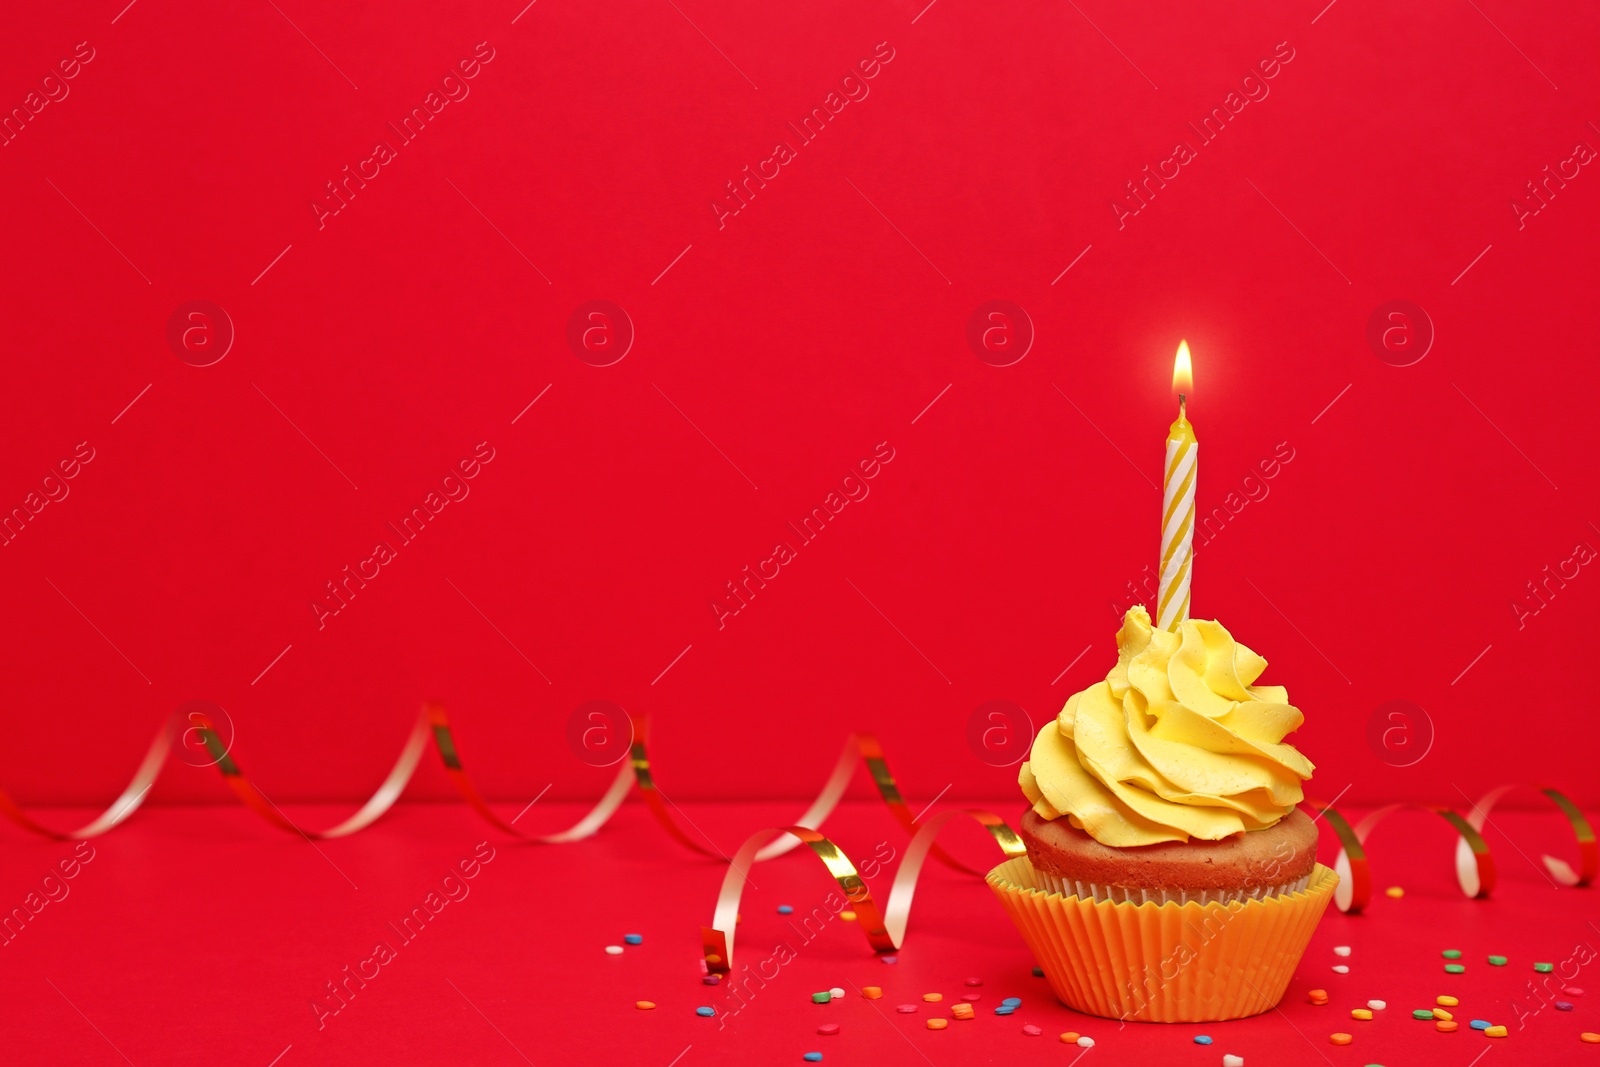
[817,1024,839,1036]
[961,994,982,1002]
[965,978,983,987]
[895,1005,917,1014]
[1022,1024,1043,1036]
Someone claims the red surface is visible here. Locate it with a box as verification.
[2,0,1598,1062]
[3,802,1596,1065]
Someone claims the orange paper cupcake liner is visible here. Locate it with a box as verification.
[988,856,1338,1023]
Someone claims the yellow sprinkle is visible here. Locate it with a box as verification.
[635,1001,656,1010]
[1433,1008,1453,1021]
[1486,1025,1508,1038]
[862,987,882,1000]
[1385,886,1405,898]
[840,911,857,922]
[1351,1009,1373,1020]
[922,993,943,1002]
[1436,995,1459,1007]
[1059,1032,1080,1043]
[926,1019,948,1030]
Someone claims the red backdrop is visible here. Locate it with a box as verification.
[2,0,1597,814]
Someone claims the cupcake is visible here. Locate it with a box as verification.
[988,605,1337,1022]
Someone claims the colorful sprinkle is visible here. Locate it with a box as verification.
[994,1006,1015,1016]
[1437,1020,1458,1032]
[1558,1002,1576,1011]
[966,977,983,987]
[1059,1032,1079,1043]
[1351,1009,1373,1020]
[1022,1024,1042,1036]
[1436,996,1458,1007]
[1001,997,1022,1008]
[605,945,624,955]
[922,993,943,1002]
[881,956,898,965]
[1078,1037,1095,1048]
[895,1005,917,1014]
[803,1055,823,1063]
[1368,1000,1387,1010]
[1194,1035,1212,1045]
[1308,989,1329,1005]
[951,1004,974,1020]
[1582,1033,1600,1043]
[1385,886,1405,897]
[839,911,857,922]
[1445,964,1466,974]
[1332,965,1350,974]
[1334,945,1352,957]
[1434,1009,1454,1022]
[1488,955,1507,966]
[1413,1010,1436,1020]
[1470,1020,1491,1030]
[1442,950,1462,959]
[829,988,844,1000]
[862,987,882,1000]
[961,993,981,1002]
[702,975,720,986]
[1330,1033,1352,1045]
[636,1001,655,1010]
[777,905,794,914]
[926,1019,947,1031]
[1535,962,1555,973]
[1031,966,1045,977]
[624,934,643,945]
[811,992,831,1004]
[696,1007,715,1017]
[1568,987,1586,996]
[1223,1055,1244,1067]
[1485,1025,1508,1038]
[817,1024,839,1036]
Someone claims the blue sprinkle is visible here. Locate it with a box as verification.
[994,1006,1015,1016]
[778,905,794,914]
[803,1055,823,1063]
[1001,997,1022,1008]
[1194,1035,1213,1045]
[696,1006,715,1017]
[624,934,643,945]
[1470,1019,1491,1030]
[1557,1001,1575,1011]
[702,975,721,985]
[881,955,898,964]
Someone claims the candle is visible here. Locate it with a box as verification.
[1158,340,1197,632]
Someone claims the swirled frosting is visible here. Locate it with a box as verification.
[1020,606,1313,846]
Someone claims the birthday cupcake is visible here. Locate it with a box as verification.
[987,605,1337,1022]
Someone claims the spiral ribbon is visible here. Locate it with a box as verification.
[0,705,1589,967]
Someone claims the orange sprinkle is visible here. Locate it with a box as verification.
[635,1001,656,1010]
[862,987,883,1000]
[1580,1032,1600,1043]
[705,954,721,965]
[1330,1033,1353,1045]
[951,1004,975,1020]
[1436,1021,1458,1032]
[926,1019,948,1030]
[1059,1032,1080,1043]
[922,993,943,1002]
[1308,989,1329,1004]
[1351,1009,1373,1020]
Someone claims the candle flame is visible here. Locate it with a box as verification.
[1172,339,1193,395]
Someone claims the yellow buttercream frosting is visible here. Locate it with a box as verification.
[1020,606,1313,846]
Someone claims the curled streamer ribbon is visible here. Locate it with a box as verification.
[1311,800,1495,913]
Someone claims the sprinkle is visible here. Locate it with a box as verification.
[1582,1033,1600,1043]
[1558,1001,1576,1011]
[817,1024,839,1036]
[1487,955,1507,966]
[896,1005,917,1014]
[1413,1010,1436,1020]
[881,956,898,965]
[1368,1000,1387,1010]
[1332,965,1350,974]
[605,945,624,955]
[926,1019,948,1031]
[1437,1020,1458,1032]
[1442,950,1462,959]
[1194,1035,1213,1045]
[1485,1025,1508,1037]
[702,976,720,986]
[965,978,983,987]
[1351,1009,1373,1020]
[994,1006,1015,1016]
[961,993,981,1002]
[624,934,643,945]
[1022,1024,1042,1036]
[922,993,943,1002]
[1568,987,1586,996]
[1330,1033,1352,1045]
[1436,996,1458,1007]
[1445,964,1466,974]
[811,992,831,1004]
[1434,1008,1453,1022]
[696,1007,715,1017]
[777,905,794,914]
[1385,886,1405,897]
[636,1001,655,1010]
[862,987,882,1000]
[1059,1032,1079,1043]
[829,988,844,1000]
[1001,997,1022,1008]
[1031,966,1045,977]
[803,1055,823,1064]
[1470,1020,1490,1030]
[840,911,857,922]
[1077,1037,1095,1048]
[1223,1055,1245,1067]
[1535,962,1555,973]
[705,954,721,965]
[1308,990,1330,1005]
[951,1005,974,1020]
[1334,946,1352,957]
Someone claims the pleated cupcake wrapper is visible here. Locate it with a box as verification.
[1030,870,1312,906]
[988,857,1338,1023]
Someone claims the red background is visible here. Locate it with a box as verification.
[2,0,1598,1064]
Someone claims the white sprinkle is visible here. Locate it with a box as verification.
[1332,964,1349,974]
[1077,1036,1095,1048]
[1223,1055,1245,1067]
[1367,999,1386,1010]
[829,987,845,999]
[1333,945,1352,957]
[605,945,624,955]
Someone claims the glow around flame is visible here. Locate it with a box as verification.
[1172,339,1193,395]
